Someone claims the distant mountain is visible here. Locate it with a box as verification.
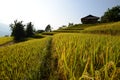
[0,23,11,37]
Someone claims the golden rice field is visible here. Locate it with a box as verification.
[0,37,13,45]
[51,33,120,80]
[0,37,52,80]
[0,21,120,80]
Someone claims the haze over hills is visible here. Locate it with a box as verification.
[0,23,11,37]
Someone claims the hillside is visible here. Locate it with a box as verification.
[53,21,120,35]
[0,37,13,45]
[82,21,120,35]
[0,22,120,80]
[53,24,98,33]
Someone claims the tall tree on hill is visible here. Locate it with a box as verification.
[101,5,120,23]
[26,22,34,37]
[10,20,26,41]
[45,24,51,32]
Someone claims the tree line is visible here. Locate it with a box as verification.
[101,5,120,23]
[10,20,51,42]
[10,5,120,42]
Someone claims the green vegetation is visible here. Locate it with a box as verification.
[1,21,120,79]
[0,37,52,80]
[53,21,120,35]
[0,5,120,79]
[10,20,26,41]
[26,22,35,37]
[42,32,57,35]
[10,20,36,42]
[101,5,120,23]
[45,24,52,32]
[50,33,120,80]
[54,24,99,32]
[82,21,120,35]
[0,37,13,45]
[1,20,120,80]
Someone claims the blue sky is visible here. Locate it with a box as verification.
[0,0,120,30]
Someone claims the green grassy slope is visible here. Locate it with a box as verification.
[53,24,100,33]
[82,21,120,35]
[53,21,120,35]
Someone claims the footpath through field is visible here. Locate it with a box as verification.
[0,41,15,48]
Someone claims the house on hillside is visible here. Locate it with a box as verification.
[81,15,99,24]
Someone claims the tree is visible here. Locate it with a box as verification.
[36,30,45,33]
[10,24,15,36]
[68,23,73,27]
[101,5,120,23]
[26,22,34,37]
[10,20,26,41]
[45,24,51,32]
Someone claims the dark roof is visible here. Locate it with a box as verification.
[81,15,99,20]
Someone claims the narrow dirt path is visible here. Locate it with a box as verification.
[0,41,15,48]
[39,38,52,80]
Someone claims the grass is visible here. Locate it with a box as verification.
[53,23,105,33]
[42,32,57,35]
[50,33,120,80]
[53,21,120,35]
[0,37,13,45]
[0,21,120,80]
[0,37,52,80]
[82,21,120,35]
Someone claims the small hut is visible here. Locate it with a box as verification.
[81,15,99,24]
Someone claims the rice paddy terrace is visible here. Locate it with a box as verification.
[0,21,120,80]
[53,21,120,35]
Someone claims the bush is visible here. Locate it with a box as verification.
[10,20,26,42]
[101,5,120,23]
